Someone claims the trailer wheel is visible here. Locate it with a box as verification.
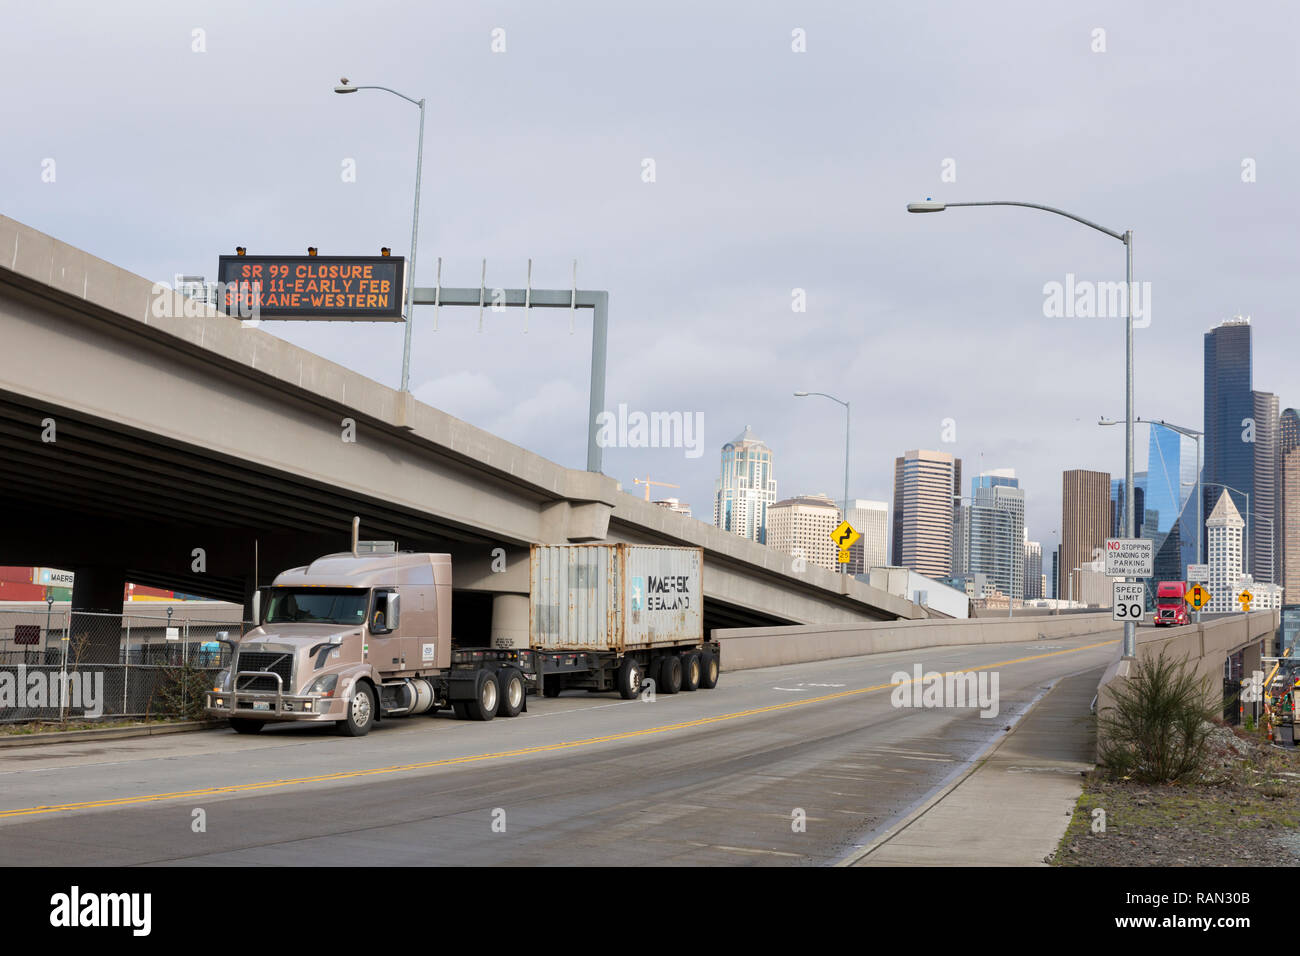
[462,670,500,721]
[338,683,376,737]
[681,653,701,691]
[498,668,524,718]
[229,718,263,735]
[700,650,719,689]
[616,657,644,700]
[658,655,682,695]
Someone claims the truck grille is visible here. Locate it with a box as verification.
[236,651,293,692]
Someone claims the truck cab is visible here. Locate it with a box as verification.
[1155,581,1190,626]
[205,551,530,736]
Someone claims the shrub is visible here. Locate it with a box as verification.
[1098,651,1218,783]
[153,660,214,721]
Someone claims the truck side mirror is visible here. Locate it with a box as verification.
[370,591,399,633]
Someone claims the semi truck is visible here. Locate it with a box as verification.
[1154,581,1190,626]
[205,533,718,737]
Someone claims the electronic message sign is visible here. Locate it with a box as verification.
[216,255,405,320]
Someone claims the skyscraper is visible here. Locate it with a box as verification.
[1024,536,1043,600]
[767,494,841,572]
[962,470,1026,600]
[1144,424,1199,594]
[1061,469,1111,600]
[713,426,776,544]
[1279,408,1300,603]
[891,449,961,579]
[1204,317,1254,571]
[1252,390,1278,583]
[1110,477,1146,539]
[1206,489,1245,613]
[845,500,889,574]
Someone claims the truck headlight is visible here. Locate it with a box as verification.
[304,674,338,697]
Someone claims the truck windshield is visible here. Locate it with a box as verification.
[264,588,369,625]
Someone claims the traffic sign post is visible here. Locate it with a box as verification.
[1184,583,1211,623]
[1105,538,1154,577]
[1112,582,1145,623]
[1106,539,1152,654]
[830,521,860,569]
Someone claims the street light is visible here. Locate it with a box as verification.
[1100,415,1204,569]
[334,78,426,392]
[1069,566,1083,609]
[910,198,1136,657]
[794,390,851,575]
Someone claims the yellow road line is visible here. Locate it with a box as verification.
[0,639,1117,820]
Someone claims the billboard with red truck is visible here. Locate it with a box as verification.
[1155,581,1190,626]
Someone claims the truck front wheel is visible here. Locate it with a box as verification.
[338,683,376,737]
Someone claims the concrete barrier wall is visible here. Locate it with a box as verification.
[1095,611,1279,730]
[714,612,1117,671]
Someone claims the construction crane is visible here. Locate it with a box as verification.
[633,477,680,501]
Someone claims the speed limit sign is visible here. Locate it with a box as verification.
[1112,582,1145,622]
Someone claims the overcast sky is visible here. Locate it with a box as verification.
[4,0,1298,559]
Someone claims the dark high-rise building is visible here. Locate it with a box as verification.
[1253,391,1278,583]
[1110,477,1145,539]
[1203,317,1254,570]
[1279,408,1300,603]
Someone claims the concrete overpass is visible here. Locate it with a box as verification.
[0,214,921,659]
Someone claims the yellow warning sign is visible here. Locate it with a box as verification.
[831,521,860,552]
[1185,584,1211,609]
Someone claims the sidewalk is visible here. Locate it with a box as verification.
[850,665,1104,866]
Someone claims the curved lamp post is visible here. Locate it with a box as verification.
[335,79,426,392]
[910,199,1135,656]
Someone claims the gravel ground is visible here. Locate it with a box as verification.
[1051,722,1300,867]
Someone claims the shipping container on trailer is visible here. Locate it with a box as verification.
[529,543,715,698]
[204,527,719,739]
[529,543,704,651]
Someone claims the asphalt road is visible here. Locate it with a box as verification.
[0,630,1119,866]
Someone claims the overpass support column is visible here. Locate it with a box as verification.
[490,593,530,650]
[1241,638,1262,681]
[70,566,126,663]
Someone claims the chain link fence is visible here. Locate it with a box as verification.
[0,609,243,723]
